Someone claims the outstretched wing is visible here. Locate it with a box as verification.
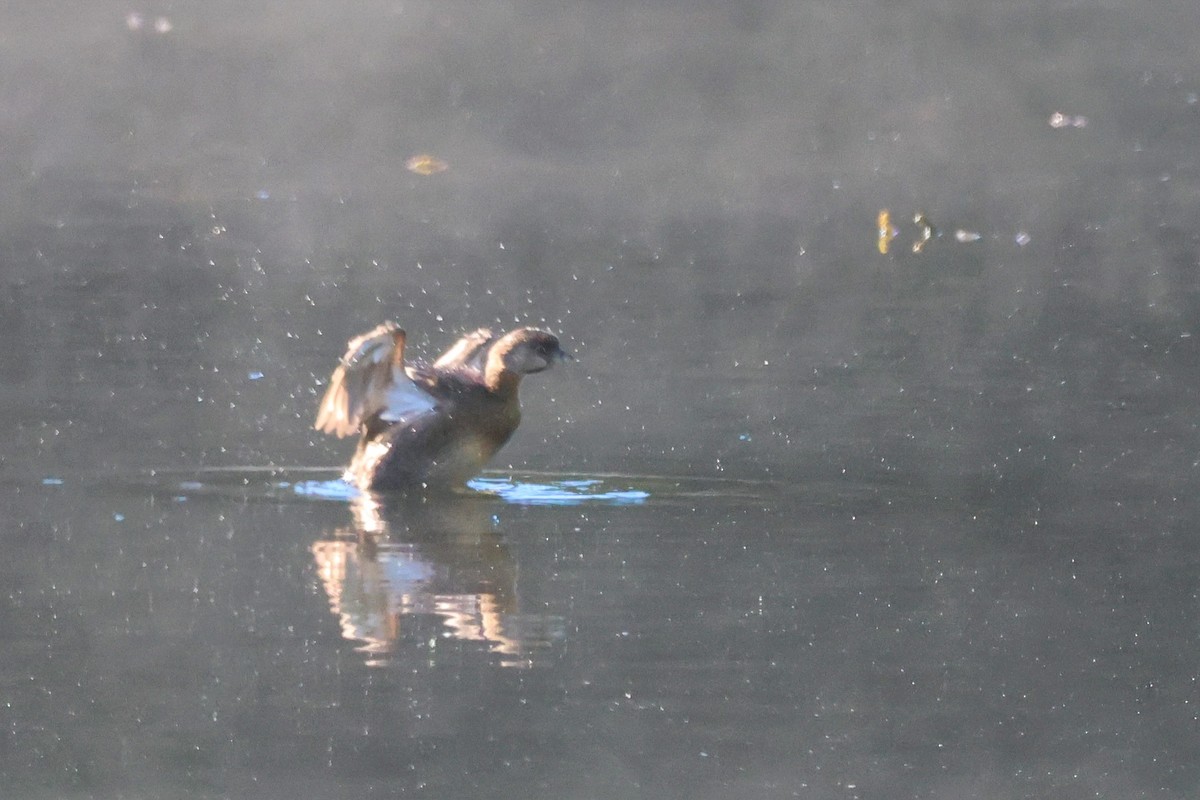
[315,322,433,437]
[432,327,497,371]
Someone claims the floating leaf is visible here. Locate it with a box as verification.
[877,209,898,254]
[406,154,449,175]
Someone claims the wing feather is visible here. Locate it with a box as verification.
[432,327,496,371]
[316,322,431,437]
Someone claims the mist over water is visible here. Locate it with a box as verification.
[2,2,1199,798]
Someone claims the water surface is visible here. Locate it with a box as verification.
[3,2,1199,798]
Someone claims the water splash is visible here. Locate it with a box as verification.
[291,478,361,501]
[292,474,648,506]
[467,476,649,506]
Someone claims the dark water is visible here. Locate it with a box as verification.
[3,2,1199,798]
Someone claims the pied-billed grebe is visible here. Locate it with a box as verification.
[315,322,571,491]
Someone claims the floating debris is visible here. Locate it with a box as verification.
[877,209,899,254]
[1049,112,1088,129]
[1015,231,1032,246]
[879,209,985,254]
[405,154,449,175]
[126,13,173,34]
[912,211,936,253]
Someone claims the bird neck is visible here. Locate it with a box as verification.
[484,361,522,398]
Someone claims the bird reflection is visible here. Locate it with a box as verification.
[310,493,561,667]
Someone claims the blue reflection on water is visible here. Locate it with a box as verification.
[291,478,360,501]
[289,476,649,506]
[467,477,649,506]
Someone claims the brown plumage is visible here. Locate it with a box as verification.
[315,322,571,491]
